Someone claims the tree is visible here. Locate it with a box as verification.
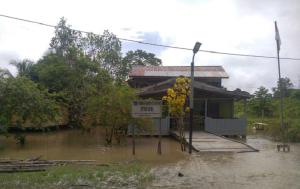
[81,31,122,66]
[120,50,162,80]
[249,86,273,119]
[50,17,82,56]
[10,59,34,78]
[87,30,122,79]
[32,49,112,128]
[0,77,60,144]
[272,77,294,98]
[123,50,162,66]
[50,18,124,80]
[0,70,10,135]
[83,84,135,145]
[162,77,190,151]
[31,53,73,93]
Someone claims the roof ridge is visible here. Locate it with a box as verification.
[129,65,229,78]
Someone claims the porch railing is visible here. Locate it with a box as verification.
[204,117,247,136]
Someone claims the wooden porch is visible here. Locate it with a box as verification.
[171,131,258,153]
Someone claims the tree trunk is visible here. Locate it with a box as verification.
[178,117,185,151]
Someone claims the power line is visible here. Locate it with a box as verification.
[1,13,300,61]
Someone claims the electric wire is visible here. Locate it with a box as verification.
[1,14,300,61]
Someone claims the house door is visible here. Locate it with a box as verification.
[194,99,205,131]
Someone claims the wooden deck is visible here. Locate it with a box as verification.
[171,131,258,153]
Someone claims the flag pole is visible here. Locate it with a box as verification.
[275,21,289,151]
[277,37,285,142]
[275,21,284,132]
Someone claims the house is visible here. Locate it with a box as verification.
[128,66,250,137]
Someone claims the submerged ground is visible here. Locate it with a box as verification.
[151,135,300,189]
[0,130,299,189]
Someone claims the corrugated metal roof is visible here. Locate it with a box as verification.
[129,66,229,78]
[137,78,250,99]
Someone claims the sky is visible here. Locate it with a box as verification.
[0,0,300,92]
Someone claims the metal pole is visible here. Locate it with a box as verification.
[189,53,195,154]
[277,47,285,138]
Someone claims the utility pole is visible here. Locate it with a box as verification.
[189,42,201,154]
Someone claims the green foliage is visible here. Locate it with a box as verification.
[123,50,162,66]
[31,54,72,92]
[49,18,124,80]
[272,77,294,98]
[84,84,136,144]
[29,49,114,128]
[49,18,161,82]
[10,59,34,78]
[50,17,82,56]
[0,77,60,129]
[235,79,300,141]
[286,119,300,142]
[0,17,159,144]
[289,89,300,100]
[83,31,122,80]
[120,50,162,80]
[248,86,273,117]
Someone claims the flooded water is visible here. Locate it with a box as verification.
[1,130,300,188]
[150,135,300,189]
[0,129,186,165]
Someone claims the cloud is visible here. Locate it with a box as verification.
[0,51,19,75]
[122,31,170,56]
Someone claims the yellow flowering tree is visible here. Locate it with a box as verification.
[162,76,190,151]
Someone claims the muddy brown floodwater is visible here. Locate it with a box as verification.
[149,135,300,189]
[0,129,186,164]
[0,130,299,189]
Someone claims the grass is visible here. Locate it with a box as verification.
[247,117,300,142]
[0,162,154,189]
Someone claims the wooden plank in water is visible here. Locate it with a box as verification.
[0,167,46,173]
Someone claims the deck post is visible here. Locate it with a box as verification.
[132,125,135,155]
[157,118,162,155]
[232,99,235,118]
[205,99,208,118]
[204,99,208,130]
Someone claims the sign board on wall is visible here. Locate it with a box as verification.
[132,100,162,118]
